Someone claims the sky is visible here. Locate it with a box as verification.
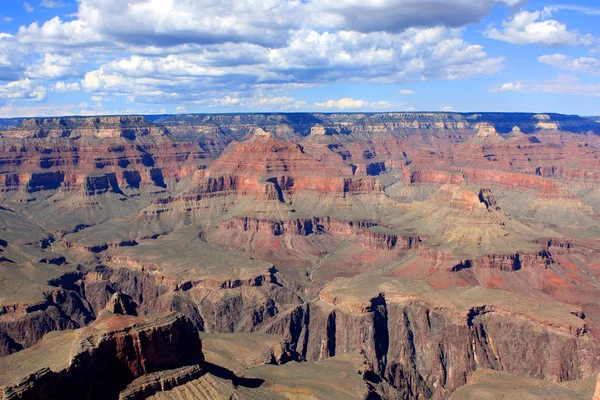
[0,0,599,117]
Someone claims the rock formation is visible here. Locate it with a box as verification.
[1,112,600,399]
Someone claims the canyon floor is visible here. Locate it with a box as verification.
[1,112,600,399]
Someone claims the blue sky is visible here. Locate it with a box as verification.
[0,0,598,117]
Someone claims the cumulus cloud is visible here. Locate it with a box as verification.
[18,0,301,49]
[0,35,25,81]
[24,2,34,12]
[14,0,526,51]
[194,95,307,110]
[494,75,600,97]
[17,17,103,48]
[485,8,595,47]
[538,54,600,75]
[398,89,415,95]
[0,0,526,115]
[497,82,523,92]
[54,81,80,92]
[308,0,526,33]
[314,97,405,110]
[74,26,503,107]
[0,79,47,101]
[26,53,83,80]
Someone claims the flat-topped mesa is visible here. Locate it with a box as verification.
[449,251,554,272]
[2,116,170,142]
[534,114,561,130]
[218,216,421,250]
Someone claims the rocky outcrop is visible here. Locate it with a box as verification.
[2,116,168,141]
[266,278,599,399]
[118,365,204,400]
[478,188,500,211]
[461,168,568,195]
[0,116,220,199]
[466,123,506,145]
[409,170,465,185]
[218,216,422,252]
[0,287,96,356]
[0,312,204,400]
[359,230,422,251]
[449,251,554,272]
[219,216,379,237]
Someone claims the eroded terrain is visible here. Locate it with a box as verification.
[1,112,600,399]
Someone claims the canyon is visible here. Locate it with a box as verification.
[0,112,600,399]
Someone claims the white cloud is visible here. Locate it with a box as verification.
[40,0,65,7]
[205,95,307,110]
[494,75,600,97]
[24,2,34,12]
[15,0,524,51]
[26,53,82,80]
[398,89,415,95]
[18,0,301,49]
[547,5,600,16]
[91,95,109,102]
[440,105,454,111]
[0,79,47,101]
[0,0,527,116]
[315,98,369,109]
[18,17,103,48]
[538,54,600,75]
[308,0,526,33]
[0,34,25,81]
[267,28,503,83]
[485,8,595,47]
[54,81,80,92]
[497,82,523,92]
[0,103,76,118]
[2,16,12,22]
[75,27,503,106]
[314,97,405,110]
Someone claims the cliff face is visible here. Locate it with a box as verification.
[151,112,600,139]
[0,116,224,207]
[3,116,169,141]
[266,278,598,399]
[0,312,204,400]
